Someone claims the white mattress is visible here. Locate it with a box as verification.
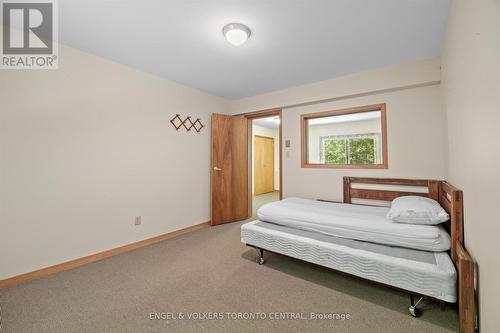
[257,197,450,252]
[241,220,457,303]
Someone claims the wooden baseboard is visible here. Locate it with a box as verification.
[0,221,211,289]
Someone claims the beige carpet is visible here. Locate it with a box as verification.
[0,192,458,332]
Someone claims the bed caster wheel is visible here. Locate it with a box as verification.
[409,306,420,317]
[256,248,265,265]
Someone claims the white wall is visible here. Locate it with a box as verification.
[0,45,230,280]
[231,58,441,113]
[252,124,280,192]
[281,85,446,201]
[232,60,446,202]
[441,0,500,331]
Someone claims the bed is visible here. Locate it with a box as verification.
[241,177,477,333]
[255,197,451,252]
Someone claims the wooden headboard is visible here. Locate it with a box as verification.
[343,177,476,332]
[343,177,462,261]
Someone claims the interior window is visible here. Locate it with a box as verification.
[301,104,387,168]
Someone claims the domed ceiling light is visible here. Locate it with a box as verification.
[222,23,251,46]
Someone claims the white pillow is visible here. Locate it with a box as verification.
[387,196,449,225]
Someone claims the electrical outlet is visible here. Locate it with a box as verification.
[134,216,141,226]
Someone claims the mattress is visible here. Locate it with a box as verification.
[257,197,450,252]
[241,220,457,303]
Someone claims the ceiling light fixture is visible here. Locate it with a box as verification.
[222,23,251,46]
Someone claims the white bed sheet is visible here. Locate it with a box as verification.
[241,220,457,302]
[257,198,450,252]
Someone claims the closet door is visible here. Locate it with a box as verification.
[254,135,274,195]
[211,114,249,225]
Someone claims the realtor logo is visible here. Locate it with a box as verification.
[1,0,58,69]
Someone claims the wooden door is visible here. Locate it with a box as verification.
[211,114,249,225]
[254,135,274,195]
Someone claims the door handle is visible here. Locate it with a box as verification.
[213,167,222,171]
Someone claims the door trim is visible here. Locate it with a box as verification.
[244,109,283,218]
[254,134,274,139]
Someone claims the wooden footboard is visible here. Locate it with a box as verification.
[343,177,477,333]
[456,243,477,333]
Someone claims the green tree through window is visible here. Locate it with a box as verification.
[323,136,376,165]
[349,138,375,164]
[324,139,346,164]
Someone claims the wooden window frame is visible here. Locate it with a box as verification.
[300,103,388,169]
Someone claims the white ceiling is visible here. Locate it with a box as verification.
[60,0,451,99]
[253,117,279,129]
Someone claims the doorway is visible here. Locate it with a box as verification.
[249,111,282,215]
[210,110,282,225]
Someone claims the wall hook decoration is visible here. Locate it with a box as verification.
[182,116,193,131]
[190,118,205,133]
[170,114,205,133]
